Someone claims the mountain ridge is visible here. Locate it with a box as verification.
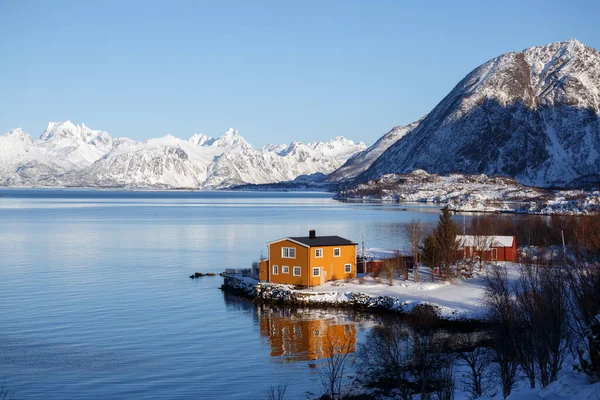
[0,123,365,189]
[349,39,600,188]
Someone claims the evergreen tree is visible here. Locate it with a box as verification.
[434,206,461,279]
[421,234,439,281]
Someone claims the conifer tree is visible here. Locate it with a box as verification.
[435,206,461,279]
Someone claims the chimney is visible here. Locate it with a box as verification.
[309,229,316,239]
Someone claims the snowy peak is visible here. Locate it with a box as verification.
[307,136,366,156]
[188,133,215,146]
[40,120,79,142]
[360,39,600,188]
[0,121,365,189]
[4,128,34,146]
[39,120,114,149]
[211,128,252,150]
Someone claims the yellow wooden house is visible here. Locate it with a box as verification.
[259,230,357,287]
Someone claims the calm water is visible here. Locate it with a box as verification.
[0,189,447,399]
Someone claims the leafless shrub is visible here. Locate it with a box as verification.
[382,257,396,286]
[405,219,425,282]
[266,383,288,400]
[433,361,455,400]
[456,333,493,399]
[356,323,411,388]
[409,305,445,399]
[358,275,366,285]
[484,263,519,399]
[514,254,572,388]
[567,259,600,377]
[317,333,354,400]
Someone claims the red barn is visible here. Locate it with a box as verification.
[456,235,517,262]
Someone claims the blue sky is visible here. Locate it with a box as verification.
[1,0,598,147]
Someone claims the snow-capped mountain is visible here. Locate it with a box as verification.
[359,39,600,188]
[0,123,365,189]
[326,120,422,182]
[38,121,114,168]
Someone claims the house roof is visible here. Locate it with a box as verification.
[290,235,357,247]
[268,235,357,247]
[456,235,515,249]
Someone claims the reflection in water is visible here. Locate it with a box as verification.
[257,306,357,362]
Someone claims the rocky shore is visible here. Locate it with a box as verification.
[221,274,484,322]
[336,171,600,215]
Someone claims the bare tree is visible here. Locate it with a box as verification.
[484,263,519,399]
[382,256,396,286]
[512,258,539,388]
[433,361,455,400]
[356,322,414,397]
[317,332,354,400]
[266,383,288,400]
[406,219,425,282]
[396,249,409,281]
[469,216,494,272]
[567,259,600,376]
[473,234,493,273]
[513,255,572,388]
[456,333,492,399]
[409,305,444,400]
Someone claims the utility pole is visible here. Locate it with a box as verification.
[362,234,365,274]
[561,230,567,260]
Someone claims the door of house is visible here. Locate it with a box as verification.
[492,248,498,261]
[321,270,326,285]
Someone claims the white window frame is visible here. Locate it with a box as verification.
[282,265,289,274]
[273,265,278,275]
[293,266,301,276]
[315,248,323,258]
[333,248,341,257]
[281,247,296,259]
[344,263,352,273]
[312,267,321,277]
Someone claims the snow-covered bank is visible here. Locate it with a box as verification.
[222,263,524,321]
[336,171,600,215]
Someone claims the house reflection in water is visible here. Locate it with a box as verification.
[257,307,357,362]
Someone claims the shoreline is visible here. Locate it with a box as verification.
[220,274,490,326]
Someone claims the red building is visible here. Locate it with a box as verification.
[456,235,517,262]
[357,256,414,274]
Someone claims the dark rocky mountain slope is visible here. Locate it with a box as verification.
[358,39,600,188]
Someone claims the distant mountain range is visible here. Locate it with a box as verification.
[339,39,600,188]
[0,121,365,189]
[2,39,598,190]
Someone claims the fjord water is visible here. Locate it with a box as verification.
[0,190,443,399]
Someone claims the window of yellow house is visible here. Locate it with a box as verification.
[273,265,279,275]
[282,266,289,274]
[293,266,301,276]
[344,264,352,273]
[282,247,296,258]
[315,248,323,258]
[334,248,341,257]
[312,267,320,276]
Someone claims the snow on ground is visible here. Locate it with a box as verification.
[455,354,600,400]
[291,262,521,321]
[336,171,600,215]
[223,262,600,398]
